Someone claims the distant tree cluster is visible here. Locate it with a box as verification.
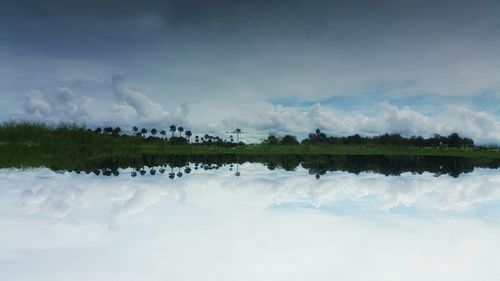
[261,135,300,145]
[192,134,239,147]
[299,129,474,148]
[88,124,243,147]
[89,124,195,145]
[262,129,474,148]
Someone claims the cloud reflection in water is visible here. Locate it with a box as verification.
[1,165,499,281]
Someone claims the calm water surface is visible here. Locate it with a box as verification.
[1,163,500,281]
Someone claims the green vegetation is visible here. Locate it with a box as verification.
[1,121,499,171]
[1,122,500,178]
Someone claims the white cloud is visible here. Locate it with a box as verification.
[23,87,91,122]
[228,102,500,143]
[15,76,189,128]
[11,75,500,143]
[1,167,500,281]
[105,75,189,126]
[2,166,500,226]
[112,74,174,122]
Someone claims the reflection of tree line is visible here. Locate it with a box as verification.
[49,154,500,178]
[81,161,240,179]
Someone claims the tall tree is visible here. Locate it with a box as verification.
[185,130,192,142]
[169,125,176,137]
[234,128,242,143]
[140,128,147,137]
[178,126,184,137]
[160,130,166,139]
[151,128,157,137]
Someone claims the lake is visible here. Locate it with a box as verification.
[1,158,500,281]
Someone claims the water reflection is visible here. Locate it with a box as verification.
[2,165,499,223]
[123,163,238,179]
[35,155,500,179]
[1,165,499,281]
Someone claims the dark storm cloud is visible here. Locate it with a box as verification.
[2,0,499,60]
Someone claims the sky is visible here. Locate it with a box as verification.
[1,166,500,280]
[1,0,500,142]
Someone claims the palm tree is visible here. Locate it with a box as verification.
[235,164,240,177]
[185,130,192,142]
[132,126,138,134]
[151,128,157,137]
[160,130,166,139]
[226,128,243,143]
[178,126,184,137]
[169,166,175,179]
[235,128,242,143]
[94,127,102,134]
[169,125,176,137]
[140,128,147,137]
[195,135,199,144]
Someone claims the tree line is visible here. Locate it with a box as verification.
[88,124,242,146]
[0,121,476,149]
[262,128,474,148]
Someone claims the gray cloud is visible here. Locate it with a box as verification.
[109,74,189,126]
[2,0,500,141]
[23,87,91,121]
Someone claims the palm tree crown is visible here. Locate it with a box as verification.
[169,125,176,137]
[185,130,192,142]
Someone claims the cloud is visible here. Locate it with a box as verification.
[112,74,166,119]
[20,180,88,218]
[107,74,189,126]
[15,76,189,128]
[107,185,186,230]
[227,102,500,143]
[3,166,500,228]
[10,73,500,144]
[2,166,500,281]
[23,87,91,122]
